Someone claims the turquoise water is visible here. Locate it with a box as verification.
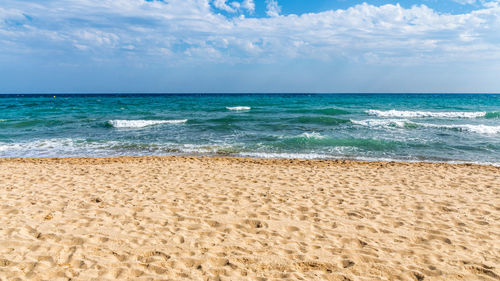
[1,94,500,164]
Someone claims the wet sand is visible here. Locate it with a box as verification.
[0,156,499,280]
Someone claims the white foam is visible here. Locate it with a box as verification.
[108,119,187,128]
[459,125,500,134]
[0,138,119,157]
[1,139,499,166]
[0,139,238,158]
[299,132,325,139]
[226,106,251,111]
[238,152,500,166]
[176,144,232,154]
[366,109,486,119]
[0,138,73,152]
[351,119,413,128]
[238,152,332,160]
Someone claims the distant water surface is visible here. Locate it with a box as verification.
[1,94,499,164]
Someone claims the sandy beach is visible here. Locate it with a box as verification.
[0,156,498,281]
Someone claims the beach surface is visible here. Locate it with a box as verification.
[0,156,499,281]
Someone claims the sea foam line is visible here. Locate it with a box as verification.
[351,119,413,128]
[107,119,187,128]
[238,152,332,160]
[227,106,251,111]
[0,138,121,157]
[366,109,486,119]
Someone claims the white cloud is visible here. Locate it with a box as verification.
[0,0,499,66]
[213,0,235,13]
[265,0,281,17]
[242,0,255,13]
[212,0,254,14]
[231,2,241,10]
[76,30,119,47]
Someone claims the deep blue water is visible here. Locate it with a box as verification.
[1,94,499,164]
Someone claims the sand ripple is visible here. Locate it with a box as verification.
[0,157,499,280]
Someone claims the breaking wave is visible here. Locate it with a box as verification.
[429,124,500,134]
[352,119,500,134]
[351,119,417,128]
[107,119,187,128]
[226,106,251,111]
[366,109,487,119]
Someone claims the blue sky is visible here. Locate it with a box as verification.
[0,0,499,93]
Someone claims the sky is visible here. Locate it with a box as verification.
[0,0,499,93]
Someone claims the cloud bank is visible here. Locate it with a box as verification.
[0,0,499,92]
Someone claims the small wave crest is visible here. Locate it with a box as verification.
[427,124,500,134]
[485,111,500,119]
[352,119,417,128]
[226,106,251,111]
[366,109,486,119]
[107,119,187,128]
[299,132,325,139]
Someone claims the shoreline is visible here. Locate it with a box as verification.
[1,154,498,280]
[1,154,500,169]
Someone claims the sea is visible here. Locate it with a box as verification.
[1,94,499,165]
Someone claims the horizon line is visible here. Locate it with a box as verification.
[1,92,500,95]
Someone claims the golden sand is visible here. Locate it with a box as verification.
[0,156,499,280]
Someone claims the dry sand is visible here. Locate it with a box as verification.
[0,156,499,281]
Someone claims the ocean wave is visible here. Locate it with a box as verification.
[315,108,350,115]
[0,138,241,158]
[226,106,251,111]
[288,108,350,116]
[107,119,187,128]
[366,109,487,119]
[294,116,350,126]
[0,119,72,128]
[206,115,256,123]
[0,138,113,157]
[485,111,500,119]
[299,132,325,139]
[351,119,416,128]
[276,134,399,150]
[2,138,499,165]
[353,119,500,134]
[425,124,500,134]
[0,138,177,157]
